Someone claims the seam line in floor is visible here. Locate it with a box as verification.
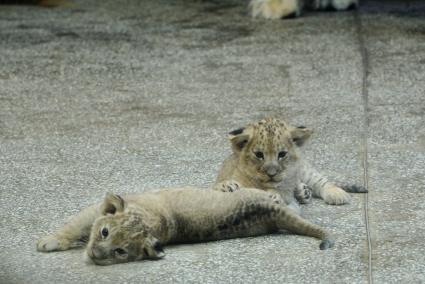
[354,10,373,284]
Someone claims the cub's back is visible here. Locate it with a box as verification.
[160,187,273,218]
[157,187,276,242]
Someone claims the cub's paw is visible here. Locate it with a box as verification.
[250,0,300,19]
[319,238,335,250]
[214,181,242,193]
[268,193,284,205]
[330,0,358,10]
[295,183,312,204]
[37,235,70,252]
[322,185,351,205]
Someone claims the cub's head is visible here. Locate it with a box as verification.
[228,117,312,186]
[85,193,165,265]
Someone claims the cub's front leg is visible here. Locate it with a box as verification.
[37,205,100,252]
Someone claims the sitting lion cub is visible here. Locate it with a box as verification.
[215,117,367,213]
[37,186,334,265]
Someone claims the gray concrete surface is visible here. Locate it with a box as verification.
[0,0,424,283]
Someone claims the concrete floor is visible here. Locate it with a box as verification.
[0,0,424,283]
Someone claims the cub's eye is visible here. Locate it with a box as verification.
[254,151,264,160]
[278,151,287,160]
[114,248,127,255]
[101,227,109,238]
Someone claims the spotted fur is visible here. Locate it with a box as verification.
[37,187,334,265]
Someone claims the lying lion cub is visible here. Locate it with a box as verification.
[37,186,334,265]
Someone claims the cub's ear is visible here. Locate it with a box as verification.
[101,193,125,215]
[228,127,252,153]
[290,126,313,147]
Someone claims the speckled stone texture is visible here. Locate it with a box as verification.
[0,0,423,283]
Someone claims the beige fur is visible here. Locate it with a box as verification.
[215,117,353,212]
[250,0,299,19]
[37,186,334,265]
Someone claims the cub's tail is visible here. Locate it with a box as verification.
[274,205,335,250]
[338,183,368,193]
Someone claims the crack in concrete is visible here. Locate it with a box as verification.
[354,11,373,284]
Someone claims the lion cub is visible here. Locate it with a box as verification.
[37,187,334,265]
[215,117,367,213]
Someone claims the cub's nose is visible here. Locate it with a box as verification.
[266,168,278,177]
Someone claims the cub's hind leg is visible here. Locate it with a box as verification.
[37,205,100,252]
[272,205,334,250]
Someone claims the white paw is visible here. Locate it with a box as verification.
[37,235,67,252]
[331,0,358,10]
[250,0,300,19]
[322,186,351,205]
